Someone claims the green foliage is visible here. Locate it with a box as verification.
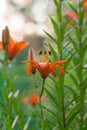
[44,0,87,129]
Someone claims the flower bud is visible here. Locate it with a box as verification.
[2,26,9,50]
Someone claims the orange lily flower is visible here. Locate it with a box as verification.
[23,49,66,79]
[29,59,66,79]
[0,27,29,60]
[22,93,40,107]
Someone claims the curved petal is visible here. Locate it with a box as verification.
[26,64,32,75]
[56,65,64,76]
[7,37,16,59]
[14,41,29,56]
[29,60,47,78]
[49,60,66,70]
[29,60,42,73]
[49,62,65,76]
[52,60,66,65]
[50,69,56,77]
[7,36,15,51]
[7,40,29,60]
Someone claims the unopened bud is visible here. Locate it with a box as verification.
[2,26,9,50]
[28,47,35,60]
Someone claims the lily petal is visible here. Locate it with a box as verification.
[49,61,65,76]
[56,65,64,76]
[7,39,29,60]
[50,69,56,77]
[29,60,42,73]
[26,64,32,75]
[49,60,66,70]
[0,42,4,50]
[14,41,29,56]
[7,36,15,51]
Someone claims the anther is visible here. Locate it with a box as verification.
[39,51,42,55]
[49,51,51,56]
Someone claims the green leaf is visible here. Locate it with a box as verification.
[68,35,79,53]
[44,30,56,43]
[79,9,84,25]
[50,17,59,36]
[56,35,62,54]
[62,19,70,39]
[45,88,61,109]
[68,2,78,14]
[48,43,59,60]
[2,86,8,101]
[66,105,81,127]
[65,98,75,112]
[64,28,74,38]
[69,74,78,88]
[42,118,48,130]
[74,26,81,41]
[53,0,59,8]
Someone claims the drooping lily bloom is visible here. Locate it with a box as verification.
[22,93,40,107]
[23,49,66,79]
[0,27,29,60]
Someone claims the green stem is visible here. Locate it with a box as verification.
[40,79,45,98]
[60,76,66,129]
[78,0,84,129]
[59,0,66,129]
[40,79,45,128]
[62,89,66,129]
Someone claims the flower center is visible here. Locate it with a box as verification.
[39,62,47,69]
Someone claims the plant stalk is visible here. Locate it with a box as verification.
[78,0,84,129]
[59,0,66,129]
[40,79,45,127]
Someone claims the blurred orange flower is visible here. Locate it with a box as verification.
[83,0,87,2]
[65,0,87,26]
[83,0,87,12]
[0,27,29,60]
[65,12,78,25]
[22,93,40,107]
[23,50,66,79]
